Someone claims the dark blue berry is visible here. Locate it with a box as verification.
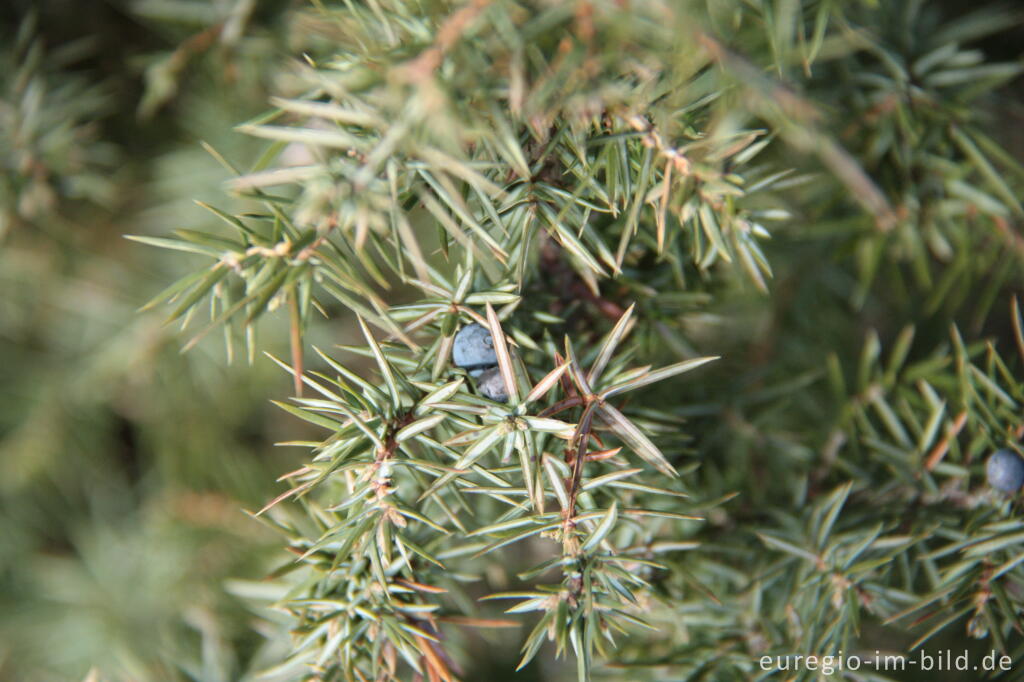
[476,367,508,403]
[452,323,497,370]
[986,449,1024,493]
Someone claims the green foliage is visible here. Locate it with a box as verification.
[233,304,716,679]
[134,0,1024,680]
[4,0,1024,680]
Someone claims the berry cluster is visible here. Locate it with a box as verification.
[452,323,508,402]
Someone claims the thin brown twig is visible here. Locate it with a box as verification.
[288,287,303,397]
[924,410,968,471]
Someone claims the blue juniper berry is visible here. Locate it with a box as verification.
[475,367,508,403]
[452,323,498,371]
[986,449,1024,494]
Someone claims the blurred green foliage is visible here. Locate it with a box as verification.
[0,2,302,679]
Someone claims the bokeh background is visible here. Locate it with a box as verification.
[1,2,308,679]
[2,1,1023,681]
